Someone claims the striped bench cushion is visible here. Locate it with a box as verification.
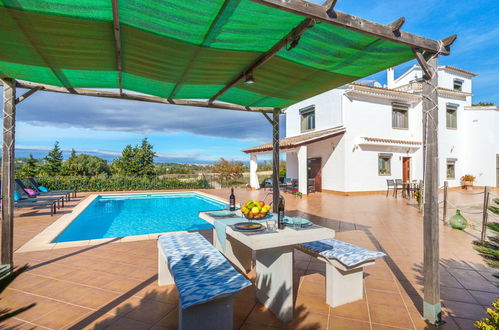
[300,239,385,267]
[158,232,251,309]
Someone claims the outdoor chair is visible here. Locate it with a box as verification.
[394,179,405,198]
[386,179,396,197]
[13,180,65,208]
[263,178,273,191]
[157,232,251,330]
[296,239,385,307]
[14,199,57,216]
[27,178,76,200]
[279,178,292,192]
[307,178,315,193]
[1,196,57,216]
[15,179,70,202]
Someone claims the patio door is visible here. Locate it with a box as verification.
[402,157,410,182]
[307,158,322,192]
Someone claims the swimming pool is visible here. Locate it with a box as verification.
[53,193,226,243]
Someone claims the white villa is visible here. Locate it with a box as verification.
[244,65,499,195]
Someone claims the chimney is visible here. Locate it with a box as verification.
[387,68,394,89]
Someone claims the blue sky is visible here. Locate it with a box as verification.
[4,0,499,163]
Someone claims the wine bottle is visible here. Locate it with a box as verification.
[277,196,285,229]
[229,188,236,211]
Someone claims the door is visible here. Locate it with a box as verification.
[307,158,322,192]
[402,157,410,182]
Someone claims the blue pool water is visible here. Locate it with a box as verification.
[53,193,226,242]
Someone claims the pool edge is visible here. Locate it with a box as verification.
[16,190,227,252]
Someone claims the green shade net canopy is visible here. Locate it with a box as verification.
[0,0,415,108]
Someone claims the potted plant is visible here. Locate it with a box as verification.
[292,190,302,199]
[379,168,387,175]
[460,174,475,190]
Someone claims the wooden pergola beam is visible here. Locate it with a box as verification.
[389,17,405,33]
[421,55,442,325]
[252,0,449,55]
[1,78,16,268]
[15,86,41,104]
[208,18,316,104]
[3,80,275,113]
[111,0,123,94]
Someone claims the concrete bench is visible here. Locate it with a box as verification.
[157,232,252,330]
[296,239,385,307]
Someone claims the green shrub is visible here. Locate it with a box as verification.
[35,176,212,192]
[475,298,499,329]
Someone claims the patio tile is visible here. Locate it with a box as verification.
[329,299,370,322]
[364,277,400,292]
[124,299,176,324]
[368,303,414,329]
[441,287,478,304]
[289,310,328,329]
[366,289,405,307]
[452,317,478,329]
[154,306,178,329]
[329,316,371,330]
[105,316,152,330]
[468,289,498,306]
[442,300,488,320]
[244,304,286,328]
[31,303,91,329]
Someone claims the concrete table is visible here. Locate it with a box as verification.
[199,211,335,322]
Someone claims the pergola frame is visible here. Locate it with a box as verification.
[0,0,456,325]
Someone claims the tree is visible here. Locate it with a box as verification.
[16,154,39,178]
[112,138,156,176]
[473,101,494,106]
[136,137,156,176]
[212,158,243,183]
[61,150,110,176]
[43,141,63,176]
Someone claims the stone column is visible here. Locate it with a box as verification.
[297,146,308,195]
[249,153,260,189]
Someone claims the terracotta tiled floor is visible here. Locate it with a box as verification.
[2,188,498,329]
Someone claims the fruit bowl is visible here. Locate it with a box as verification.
[241,200,271,220]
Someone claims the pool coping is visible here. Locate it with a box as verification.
[16,191,228,253]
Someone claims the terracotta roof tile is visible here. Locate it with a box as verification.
[361,137,422,145]
[442,66,477,77]
[242,127,345,153]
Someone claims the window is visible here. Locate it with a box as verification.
[453,79,463,91]
[446,103,458,129]
[300,106,315,132]
[447,159,457,179]
[378,153,392,175]
[392,102,409,129]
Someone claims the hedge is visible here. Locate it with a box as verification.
[34,176,212,192]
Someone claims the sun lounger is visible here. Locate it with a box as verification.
[14,179,67,205]
[2,180,64,208]
[297,239,385,307]
[157,232,252,330]
[14,199,57,216]
[27,178,76,200]
[1,197,57,216]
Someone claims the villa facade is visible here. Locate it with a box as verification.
[244,66,499,194]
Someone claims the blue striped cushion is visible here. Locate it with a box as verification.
[158,232,251,309]
[300,239,385,267]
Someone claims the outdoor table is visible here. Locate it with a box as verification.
[404,181,420,199]
[199,211,335,322]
